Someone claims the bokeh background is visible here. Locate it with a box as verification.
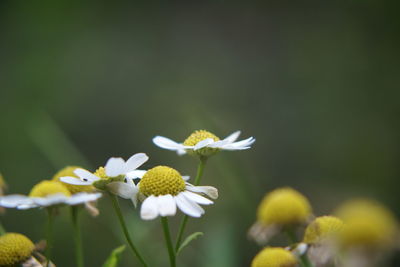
[1,1,399,266]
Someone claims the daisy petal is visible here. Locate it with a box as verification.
[107,182,138,199]
[67,193,102,205]
[223,131,241,143]
[175,192,204,217]
[182,175,190,181]
[153,136,185,151]
[193,138,215,150]
[222,137,255,149]
[157,194,177,217]
[125,153,149,172]
[74,168,100,182]
[60,176,93,185]
[177,149,187,156]
[141,196,159,220]
[33,194,69,206]
[105,157,126,177]
[182,191,213,205]
[185,184,218,199]
[0,195,31,208]
[126,170,147,179]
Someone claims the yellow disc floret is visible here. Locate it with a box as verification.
[139,166,185,196]
[94,167,108,179]
[52,166,95,194]
[29,180,71,198]
[183,130,220,156]
[251,247,297,267]
[303,216,344,244]
[257,187,312,226]
[335,199,398,249]
[0,233,35,266]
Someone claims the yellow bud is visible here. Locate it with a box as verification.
[251,247,297,267]
[52,166,95,194]
[0,233,35,266]
[183,130,220,156]
[139,166,185,196]
[257,187,312,226]
[29,180,71,198]
[303,216,344,244]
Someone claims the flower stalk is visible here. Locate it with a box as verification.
[161,217,176,267]
[71,206,84,267]
[45,208,55,267]
[285,229,313,267]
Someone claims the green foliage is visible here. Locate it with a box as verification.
[102,245,126,267]
[177,232,203,255]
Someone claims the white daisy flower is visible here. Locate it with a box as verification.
[59,153,149,190]
[153,130,255,156]
[107,165,218,220]
[0,180,102,210]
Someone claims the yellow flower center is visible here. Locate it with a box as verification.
[139,166,185,196]
[336,199,398,248]
[29,180,71,198]
[0,233,35,266]
[303,216,344,244]
[52,166,95,194]
[257,187,311,226]
[251,247,297,267]
[183,130,220,157]
[94,167,108,179]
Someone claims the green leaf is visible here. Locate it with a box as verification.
[102,245,126,267]
[177,232,203,254]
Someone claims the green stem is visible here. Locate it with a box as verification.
[285,229,313,267]
[109,193,148,267]
[71,206,84,267]
[175,158,207,251]
[161,217,176,267]
[45,208,55,267]
[0,221,5,235]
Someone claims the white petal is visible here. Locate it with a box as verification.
[185,184,218,199]
[67,193,102,205]
[140,196,159,220]
[105,157,126,177]
[33,194,69,206]
[177,149,187,156]
[220,137,255,150]
[182,191,213,205]
[125,153,149,172]
[107,181,138,199]
[193,138,215,150]
[156,194,177,217]
[223,131,241,143]
[0,195,32,208]
[182,175,190,181]
[153,136,185,151]
[74,168,100,182]
[126,170,147,179]
[175,192,204,218]
[60,176,93,185]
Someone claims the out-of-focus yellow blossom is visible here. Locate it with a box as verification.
[336,199,398,249]
[52,166,95,194]
[251,247,298,267]
[0,233,35,266]
[303,216,344,244]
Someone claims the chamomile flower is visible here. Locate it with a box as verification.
[249,187,312,244]
[0,180,101,210]
[60,153,148,191]
[108,166,218,220]
[251,247,298,267]
[153,130,255,157]
[0,233,35,267]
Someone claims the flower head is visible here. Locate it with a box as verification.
[0,233,35,266]
[335,199,398,249]
[108,165,218,220]
[0,180,101,209]
[60,153,148,191]
[52,166,95,194]
[251,247,298,267]
[303,216,344,245]
[153,130,255,157]
[249,188,312,244]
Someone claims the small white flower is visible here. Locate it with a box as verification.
[0,180,102,210]
[60,153,149,187]
[108,166,218,220]
[153,130,255,156]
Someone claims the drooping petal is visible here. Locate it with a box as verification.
[125,153,149,172]
[0,195,32,208]
[74,168,101,182]
[153,136,185,151]
[140,196,159,220]
[156,194,177,217]
[185,184,218,199]
[67,193,102,205]
[107,182,138,199]
[60,176,93,185]
[105,157,126,177]
[193,138,215,150]
[220,137,255,150]
[32,194,69,206]
[182,191,213,205]
[175,192,204,218]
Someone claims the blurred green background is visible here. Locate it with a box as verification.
[1,1,399,266]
